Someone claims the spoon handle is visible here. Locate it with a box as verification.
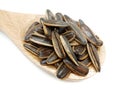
[0,10,40,41]
[0,10,37,32]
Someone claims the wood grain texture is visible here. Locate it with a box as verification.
[0,10,105,80]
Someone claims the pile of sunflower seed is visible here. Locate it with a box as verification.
[24,9,103,79]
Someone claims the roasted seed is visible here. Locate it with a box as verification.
[63,58,89,76]
[28,22,40,30]
[33,24,43,34]
[42,24,52,38]
[24,22,40,41]
[29,42,44,48]
[95,35,103,46]
[46,9,55,20]
[79,19,103,46]
[40,15,52,37]
[32,31,46,38]
[56,62,71,79]
[52,31,66,58]
[23,43,39,55]
[69,22,87,45]
[63,15,77,24]
[29,35,53,47]
[87,43,101,72]
[55,13,66,34]
[40,18,46,24]
[43,20,69,27]
[60,35,80,66]
[55,13,64,21]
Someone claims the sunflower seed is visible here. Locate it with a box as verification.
[29,35,53,47]
[95,35,103,46]
[79,19,103,46]
[69,22,87,45]
[32,31,46,38]
[42,24,52,38]
[63,15,77,24]
[33,24,43,34]
[55,13,64,21]
[87,43,101,72]
[43,20,69,27]
[60,35,79,66]
[63,58,89,76]
[56,62,71,79]
[28,22,40,30]
[46,9,55,20]
[52,31,66,58]
[23,43,39,56]
[24,22,40,41]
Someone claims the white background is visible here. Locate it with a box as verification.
[0,0,119,90]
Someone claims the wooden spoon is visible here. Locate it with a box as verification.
[0,10,105,80]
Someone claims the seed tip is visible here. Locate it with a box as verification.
[79,19,84,25]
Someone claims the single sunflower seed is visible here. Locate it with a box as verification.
[56,62,71,79]
[63,58,89,76]
[69,22,87,45]
[29,35,53,47]
[79,19,103,46]
[87,43,101,72]
[52,31,66,58]
[60,35,80,66]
